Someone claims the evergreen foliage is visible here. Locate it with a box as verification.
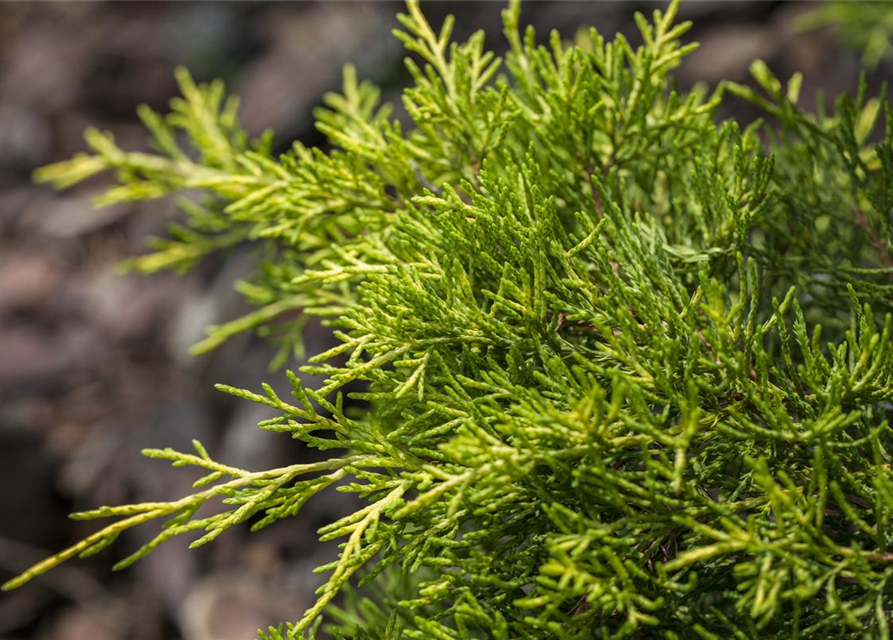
[801,1,893,69]
[7,2,893,638]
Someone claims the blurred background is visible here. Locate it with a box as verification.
[0,2,885,639]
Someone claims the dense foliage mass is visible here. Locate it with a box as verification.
[7,2,893,638]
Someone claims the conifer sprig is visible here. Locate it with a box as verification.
[800,1,893,69]
[7,2,893,638]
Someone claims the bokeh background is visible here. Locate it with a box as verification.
[0,2,884,639]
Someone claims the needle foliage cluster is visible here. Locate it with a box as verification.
[7,2,893,638]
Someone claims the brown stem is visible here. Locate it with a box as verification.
[853,205,893,276]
